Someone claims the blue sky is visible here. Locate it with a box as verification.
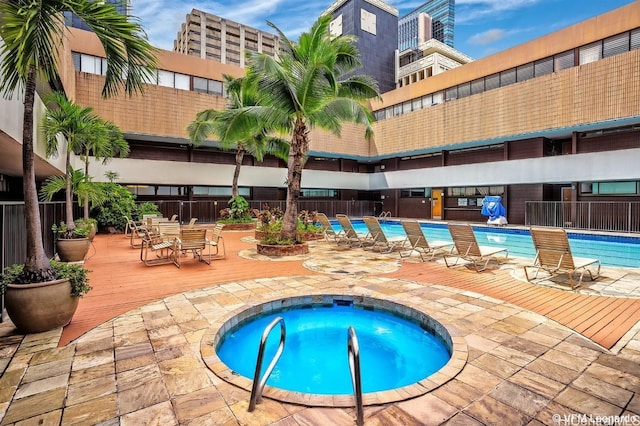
[130,0,635,60]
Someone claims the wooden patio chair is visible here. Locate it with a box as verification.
[127,218,148,248]
[399,220,454,261]
[362,216,406,253]
[187,217,198,228]
[524,227,601,289]
[139,228,178,267]
[175,228,210,267]
[335,214,374,248]
[205,223,226,260]
[315,213,339,242]
[444,223,508,272]
[157,221,181,242]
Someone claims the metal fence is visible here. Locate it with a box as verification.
[151,200,376,224]
[525,201,640,233]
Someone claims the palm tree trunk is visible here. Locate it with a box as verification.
[22,66,56,280]
[232,146,245,198]
[84,156,90,219]
[281,120,307,241]
[65,149,75,231]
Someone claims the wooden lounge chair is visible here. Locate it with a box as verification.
[315,213,339,242]
[175,228,210,267]
[205,223,226,260]
[139,228,178,267]
[362,216,406,253]
[399,220,454,261]
[335,214,373,248]
[524,227,601,289]
[444,223,508,272]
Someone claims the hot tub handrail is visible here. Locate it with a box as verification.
[248,316,286,412]
[347,326,364,426]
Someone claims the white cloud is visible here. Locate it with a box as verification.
[456,0,541,24]
[467,28,505,45]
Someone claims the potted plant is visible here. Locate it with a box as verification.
[1,261,92,333]
[217,195,257,231]
[255,205,311,256]
[51,221,92,262]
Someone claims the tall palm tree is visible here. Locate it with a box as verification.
[0,0,157,282]
[243,15,380,241]
[188,75,289,198]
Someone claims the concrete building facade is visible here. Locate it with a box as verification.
[398,0,455,51]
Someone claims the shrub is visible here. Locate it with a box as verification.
[1,260,92,297]
[135,202,161,220]
[91,182,136,230]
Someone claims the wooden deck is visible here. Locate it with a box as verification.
[61,230,640,350]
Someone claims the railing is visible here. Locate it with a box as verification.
[347,326,364,426]
[525,201,640,233]
[248,316,286,412]
[147,200,376,224]
[379,210,391,219]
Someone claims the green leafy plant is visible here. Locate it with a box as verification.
[223,196,252,222]
[52,221,91,239]
[91,181,137,230]
[1,261,92,297]
[135,202,161,220]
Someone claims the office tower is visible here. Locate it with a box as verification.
[399,0,455,51]
[65,0,129,31]
[174,9,280,68]
[323,0,399,93]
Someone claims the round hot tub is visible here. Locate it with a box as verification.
[201,294,467,406]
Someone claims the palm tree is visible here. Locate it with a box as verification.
[0,0,157,282]
[188,75,289,198]
[243,15,380,241]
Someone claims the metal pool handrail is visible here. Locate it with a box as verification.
[248,316,286,412]
[347,326,364,426]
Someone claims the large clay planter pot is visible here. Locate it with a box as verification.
[5,279,79,333]
[56,238,91,262]
[87,224,97,242]
[221,222,256,231]
[297,231,322,241]
[256,242,309,256]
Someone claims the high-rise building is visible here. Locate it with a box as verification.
[64,0,129,31]
[174,10,280,68]
[398,0,455,51]
[323,0,399,93]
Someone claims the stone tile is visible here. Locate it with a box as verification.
[489,381,550,417]
[182,406,239,426]
[501,336,549,357]
[571,372,633,408]
[61,394,117,425]
[0,369,26,401]
[456,364,502,393]
[74,336,113,355]
[163,369,211,397]
[441,412,484,425]
[583,363,640,393]
[525,358,582,385]
[463,395,530,425]
[397,394,458,424]
[66,375,116,406]
[28,345,75,365]
[538,348,590,372]
[71,349,113,371]
[149,333,189,353]
[14,374,68,400]
[289,406,355,426]
[471,353,520,379]
[118,378,169,415]
[114,342,153,362]
[173,387,227,423]
[120,401,178,426]
[507,369,565,400]
[69,362,115,385]
[520,330,563,348]
[628,394,640,415]
[365,405,424,425]
[115,354,156,373]
[464,334,501,353]
[22,358,73,384]
[114,330,149,347]
[117,364,163,392]
[0,388,66,424]
[554,387,621,416]
[595,353,640,377]
[10,408,62,426]
[432,379,485,410]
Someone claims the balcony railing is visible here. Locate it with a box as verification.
[525,201,640,233]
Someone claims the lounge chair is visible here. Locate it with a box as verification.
[524,227,601,289]
[139,228,178,267]
[169,214,178,221]
[205,223,226,260]
[187,217,198,228]
[175,228,210,267]
[335,214,373,248]
[362,216,406,253]
[315,213,339,242]
[444,223,508,272]
[399,220,454,261]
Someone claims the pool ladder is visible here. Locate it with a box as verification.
[379,210,392,219]
[247,319,365,426]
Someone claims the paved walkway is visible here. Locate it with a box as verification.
[0,231,639,425]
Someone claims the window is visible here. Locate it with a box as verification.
[471,78,484,95]
[579,42,602,65]
[500,68,516,86]
[534,57,553,77]
[554,50,574,71]
[400,188,427,198]
[174,73,190,90]
[157,70,174,88]
[485,73,500,91]
[632,28,640,50]
[591,181,638,195]
[603,33,629,58]
[300,189,338,198]
[516,63,534,82]
[193,186,250,196]
[457,83,471,98]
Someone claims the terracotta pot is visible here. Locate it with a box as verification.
[56,238,91,262]
[220,222,256,231]
[256,242,309,256]
[5,279,79,333]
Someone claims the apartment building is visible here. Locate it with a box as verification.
[173,9,280,68]
[0,2,639,228]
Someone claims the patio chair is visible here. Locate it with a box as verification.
[169,214,178,221]
[205,223,226,260]
[157,221,181,242]
[399,220,454,261]
[187,217,198,228]
[315,213,339,242]
[139,228,178,267]
[127,218,148,248]
[123,215,142,239]
[444,223,508,272]
[362,216,406,253]
[175,228,210,267]
[524,227,601,289]
[335,214,374,248]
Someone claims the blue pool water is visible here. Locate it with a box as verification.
[335,220,640,268]
[216,304,450,394]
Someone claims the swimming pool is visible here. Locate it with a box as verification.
[216,302,450,394]
[335,219,640,268]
